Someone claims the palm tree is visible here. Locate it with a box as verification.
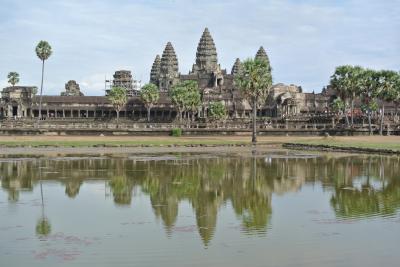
[185,82,201,122]
[376,70,400,135]
[330,65,363,127]
[140,83,160,122]
[107,86,127,126]
[35,41,52,125]
[7,72,20,87]
[359,69,379,135]
[235,58,273,144]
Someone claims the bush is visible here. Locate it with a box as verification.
[171,128,182,137]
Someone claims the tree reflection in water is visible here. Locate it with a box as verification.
[1,154,400,244]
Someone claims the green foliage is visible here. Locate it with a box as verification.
[330,65,364,101]
[171,128,182,137]
[140,83,160,108]
[331,97,345,113]
[7,72,19,86]
[208,101,227,121]
[107,86,127,115]
[235,58,273,105]
[376,70,400,102]
[361,99,378,112]
[35,40,52,61]
[170,80,201,121]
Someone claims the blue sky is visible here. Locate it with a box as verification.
[0,0,399,95]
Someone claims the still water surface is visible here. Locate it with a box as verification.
[0,151,399,267]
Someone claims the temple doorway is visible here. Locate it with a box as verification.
[12,106,18,117]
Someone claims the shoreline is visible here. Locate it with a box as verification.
[0,135,399,156]
[283,143,400,155]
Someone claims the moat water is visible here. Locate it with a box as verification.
[1,151,399,267]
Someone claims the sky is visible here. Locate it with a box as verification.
[0,0,399,95]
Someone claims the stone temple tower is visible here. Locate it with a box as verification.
[150,55,161,86]
[255,46,270,64]
[231,58,241,76]
[190,28,224,89]
[192,28,220,74]
[159,42,179,92]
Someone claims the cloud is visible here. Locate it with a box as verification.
[0,0,399,95]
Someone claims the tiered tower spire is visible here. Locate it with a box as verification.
[255,46,270,64]
[192,28,219,74]
[159,42,179,91]
[231,58,241,75]
[150,55,161,85]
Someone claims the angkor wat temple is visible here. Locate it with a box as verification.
[0,28,380,123]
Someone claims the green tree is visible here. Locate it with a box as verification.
[331,97,345,124]
[208,101,227,121]
[7,72,19,87]
[170,80,200,122]
[235,58,272,144]
[359,69,379,135]
[185,82,201,122]
[330,65,363,127]
[140,83,160,122]
[376,70,400,135]
[107,86,127,125]
[35,41,52,125]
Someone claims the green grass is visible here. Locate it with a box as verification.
[0,139,251,148]
[289,138,400,152]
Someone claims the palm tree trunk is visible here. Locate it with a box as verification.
[345,107,350,127]
[147,107,151,122]
[379,104,385,135]
[368,108,372,135]
[351,98,354,126]
[37,60,45,127]
[116,109,119,127]
[252,97,257,144]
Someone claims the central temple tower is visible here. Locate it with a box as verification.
[191,28,219,74]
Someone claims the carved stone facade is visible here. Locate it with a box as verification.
[0,86,35,118]
[106,70,141,97]
[61,80,84,96]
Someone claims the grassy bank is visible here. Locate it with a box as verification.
[0,138,249,147]
[0,136,399,151]
[285,136,400,153]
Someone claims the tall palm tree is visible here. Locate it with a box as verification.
[107,86,127,126]
[7,72,20,87]
[359,69,379,135]
[140,83,160,122]
[376,70,400,135]
[235,58,272,144]
[35,41,52,126]
[330,65,363,127]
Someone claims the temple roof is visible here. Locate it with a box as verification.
[160,42,179,75]
[193,27,218,73]
[150,55,161,84]
[231,58,241,75]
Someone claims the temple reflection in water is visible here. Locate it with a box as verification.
[1,154,400,245]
